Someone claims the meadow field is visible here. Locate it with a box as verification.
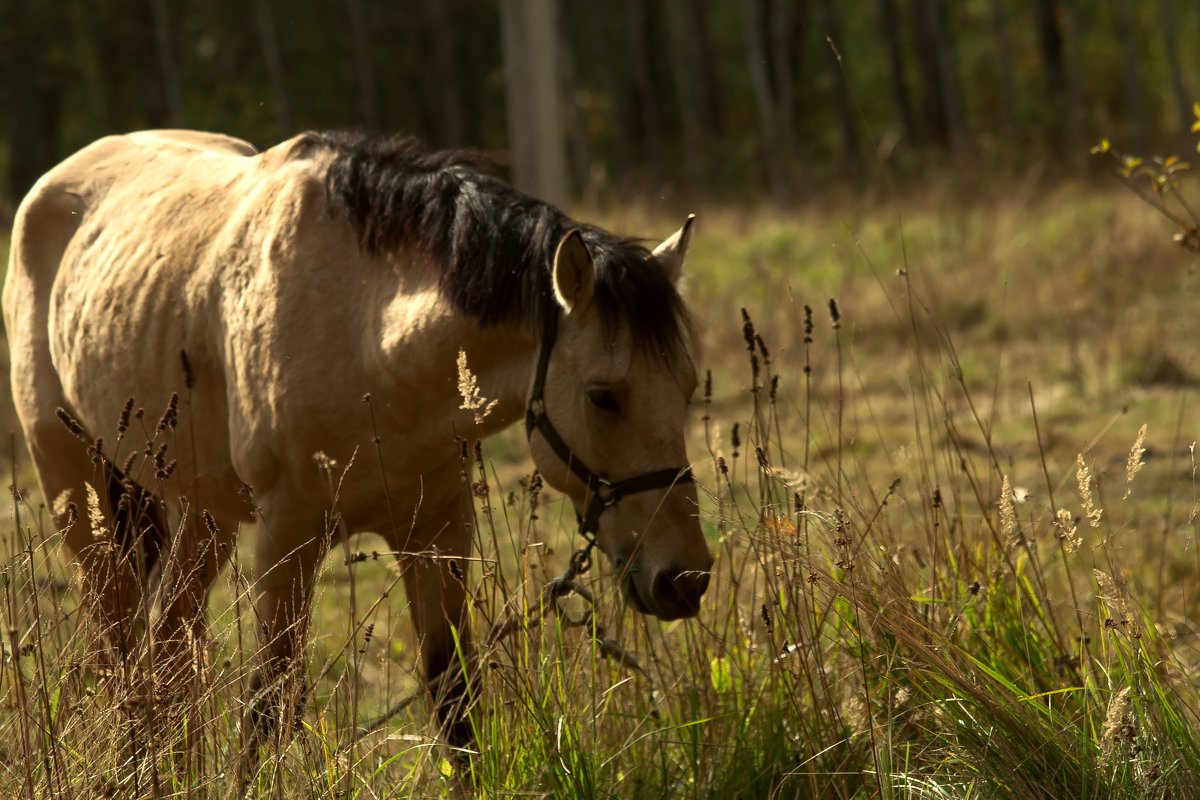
[2,171,1200,798]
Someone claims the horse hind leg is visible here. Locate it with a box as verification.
[5,185,158,675]
[21,417,159,673]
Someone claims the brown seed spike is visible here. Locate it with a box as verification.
[180,350,195,390]
[755,334,770,363]
[117,398,134,439]
[740,308,756,353]
[828,298,841,328]
[155,393,179,434]
[55,408,89,443]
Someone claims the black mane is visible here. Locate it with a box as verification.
[298,131,691,356]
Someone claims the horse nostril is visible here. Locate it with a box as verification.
[652,568,711,613]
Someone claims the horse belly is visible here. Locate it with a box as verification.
[48,202,248,521]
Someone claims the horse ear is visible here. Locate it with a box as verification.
[553,229,595,314]
[650,214,695,284]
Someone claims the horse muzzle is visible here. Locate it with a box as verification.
[621,557,713,620]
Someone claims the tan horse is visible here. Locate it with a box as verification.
[4,130,712,750]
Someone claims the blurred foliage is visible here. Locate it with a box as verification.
[2,0,1200,208]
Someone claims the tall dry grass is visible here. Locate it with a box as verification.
[2,175,1200,798]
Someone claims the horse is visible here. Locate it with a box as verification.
[3,129,713,755]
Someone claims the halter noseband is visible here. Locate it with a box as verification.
[524,310,693,576]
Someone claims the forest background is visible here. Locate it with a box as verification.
[2,0,1196,210]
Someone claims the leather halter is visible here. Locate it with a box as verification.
[524,309,693,575]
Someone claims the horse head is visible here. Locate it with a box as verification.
[527,218,713,620]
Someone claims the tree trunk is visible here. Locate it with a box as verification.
[254,0,292,137]
[818,0,859,165]
[1157,0,1190,133]
[767,0,798,176]
[148,0,184,125]
[500,0,569,207]
[988,0,1019,142]
[557,11,594,201]
[580,2,631,193]
[346,0,379,131]
[1059,0,1087,161]
[665,0,708,190]
[912,0,960,150]
[1034,0,1068,149]
[429,0,466,145]
[6,1,54,201]
[878,0,916,147]
[1113,0,1149,154]
[687,0,723,140]
[737,0,789,204]
[625,0,666,187]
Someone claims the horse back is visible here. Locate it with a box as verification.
[3,131,324,523]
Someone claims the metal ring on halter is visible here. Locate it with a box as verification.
[568,546,592,576]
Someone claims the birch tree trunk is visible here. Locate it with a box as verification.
[500,0,569,207]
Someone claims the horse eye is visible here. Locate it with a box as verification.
[587,388,621,414]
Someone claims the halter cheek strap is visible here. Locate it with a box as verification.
[524,310,693,575]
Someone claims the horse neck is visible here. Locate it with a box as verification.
[458,317,537,438]
[370,281,537,440]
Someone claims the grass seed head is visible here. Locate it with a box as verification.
[55,407,88,443]
[457,349,498,425]
[1100,687,1136,765]
[1076,454,1103,528]
[1125,424,1147,498]
[155,392,179,434]
[84,482,106,540]
[1055,508,1081,553]
[117,397,134,439]
[999,475,1017,542]
[180,349,195,389]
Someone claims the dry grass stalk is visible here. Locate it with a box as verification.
[1125,424,1147,499]
[457,349,498,425]
[1076,454,1103,528]
[1100,687,1136,765]
[999,475,1017,543]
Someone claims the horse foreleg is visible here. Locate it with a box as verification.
[146,512,236,705]
[239,515,325,779]
[397,507,476,749]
